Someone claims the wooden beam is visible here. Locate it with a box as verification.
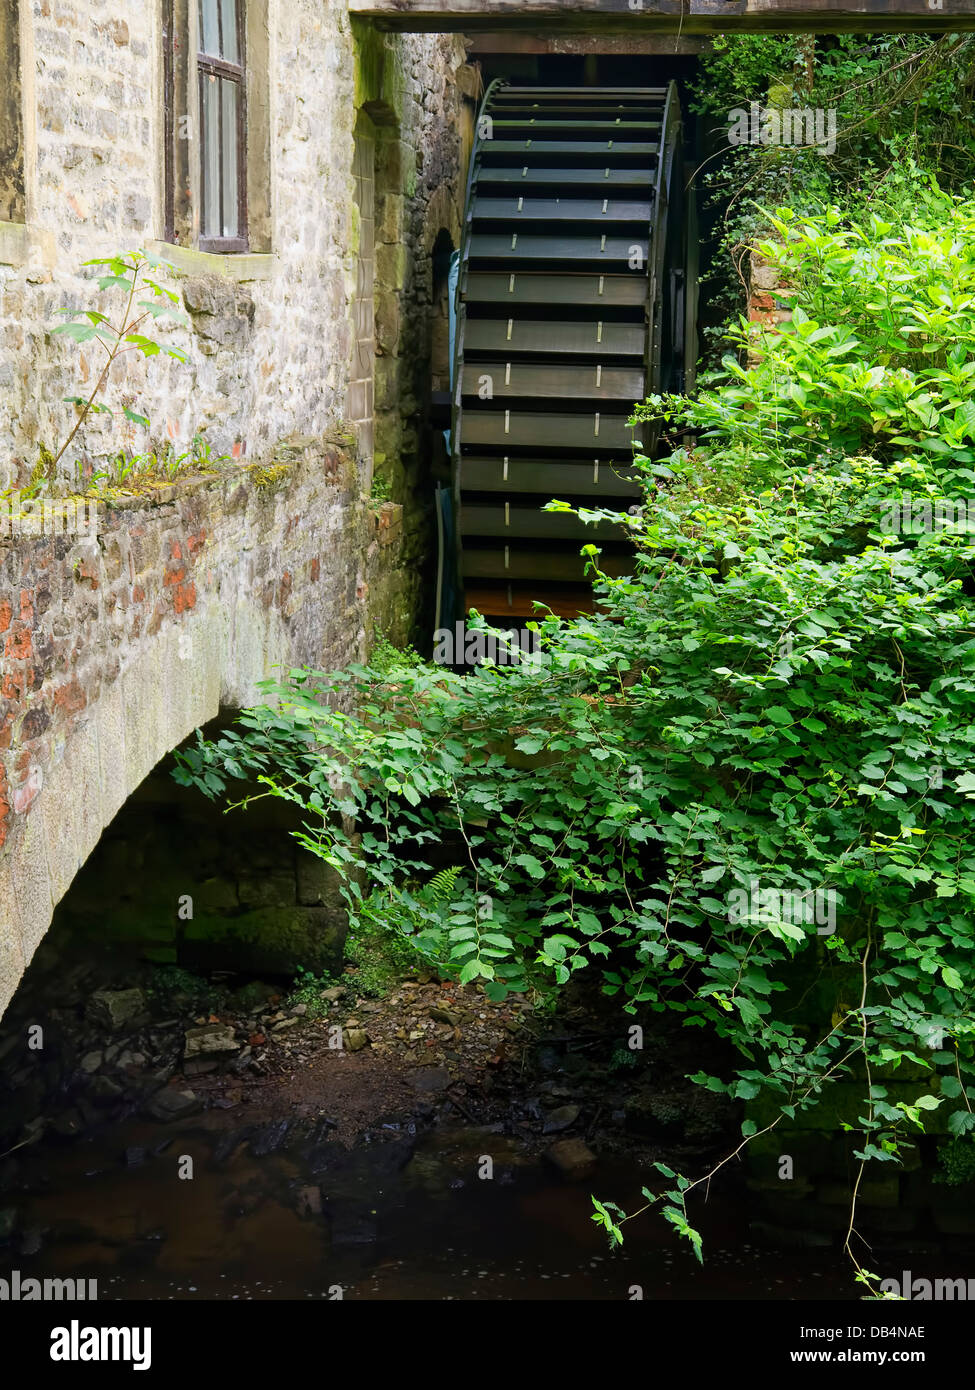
[349,1,975,35]
[466,33,707,52]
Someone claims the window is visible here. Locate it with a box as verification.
[197,0,247,252]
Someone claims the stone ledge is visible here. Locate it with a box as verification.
[146,240,276,282]
[0,221,56,270]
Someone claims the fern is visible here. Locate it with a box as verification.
[427,867,461,902]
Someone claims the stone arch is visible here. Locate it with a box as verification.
[0,440,365,1020]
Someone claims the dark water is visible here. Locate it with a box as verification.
[0,1113,871,1300]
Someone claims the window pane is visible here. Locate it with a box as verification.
[201,73,220,238]
[220,78,239,240]
[199,0,219,55]
[219,0,239,63]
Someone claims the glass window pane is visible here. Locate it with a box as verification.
[199,0,219,55]
[220,79,239,240]
[219,0,239,63]
[201,74,220,238]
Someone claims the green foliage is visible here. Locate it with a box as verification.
[343,906,431,998]
[689,34,975,360]
[147,964,221,1013]
[693,33,975,190]
[366,629,424,675]
[369,474,392,503]
[934,1138,975,1187]
[287,965,338,1019]
[608,1044,639,1072]
[175,187,975,1281]
[80,433,226,493]
[49,248,188,476]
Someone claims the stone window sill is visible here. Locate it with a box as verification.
[148,241,275,282]
[0,221,56,269]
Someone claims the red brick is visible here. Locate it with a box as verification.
[53,679,86,714]
[173,581,196,614]
[4,626,32,660]
[0,599,11,633]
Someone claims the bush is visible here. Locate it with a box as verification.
[175,186,975,1283]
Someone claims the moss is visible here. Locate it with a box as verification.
[352,20,387,112]
[27,443,55,494]
[250,461,293,493]
[182,906,341,977]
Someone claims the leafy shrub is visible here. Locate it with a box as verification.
[176,186,975,1285]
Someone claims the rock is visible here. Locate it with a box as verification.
[330,1210,378,1246]
[79,1051,103,1074]
[429,1007,459,1026]
[544,1138,596,1180]
[116,1050,146,1069]
[51,1109,85,1138]
[542,1104,580,1134]
[249,1120,291,1156]
[231,981,277,1012]
[88,1075,125,1103]
[124,1146,147,1167]
[87,989,148,1032]
[291,1004,308,1017]
[143,1089,201,1122]
[271,1017,298,1033]
[344,1029,369,1052]
[320,987,344,1002]
[183,1024,239,1058]
[296,1184,322,1217]
[409,1066,450,1094]
[20,1227,42,1256]
[183,1058,219,1076]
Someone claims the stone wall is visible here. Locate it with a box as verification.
[0,436,412,1017]
[0,2,471,486]
[0,3,479,1019]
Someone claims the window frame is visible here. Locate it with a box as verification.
[197,0,248,254]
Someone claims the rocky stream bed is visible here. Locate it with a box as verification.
[0,935,931,1299]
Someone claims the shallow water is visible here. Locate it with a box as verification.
[0,1113,878,1301]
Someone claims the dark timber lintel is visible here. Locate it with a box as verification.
[349,2,975,35]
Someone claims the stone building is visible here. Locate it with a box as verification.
[0,0,479,1012]
[0,0,474,576]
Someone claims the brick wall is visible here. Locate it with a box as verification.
[0,434,414,1015]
